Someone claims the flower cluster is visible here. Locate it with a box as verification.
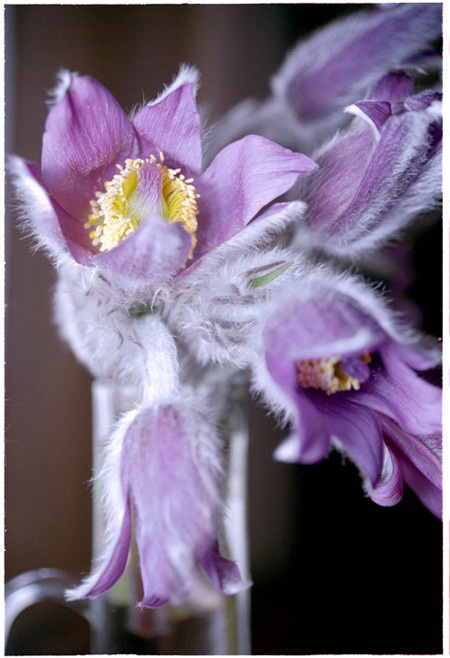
[11,4,442,608]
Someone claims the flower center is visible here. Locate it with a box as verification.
[85,153,199,256]
[296,354,371,395]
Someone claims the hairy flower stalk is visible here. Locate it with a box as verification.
[10,5,442,613]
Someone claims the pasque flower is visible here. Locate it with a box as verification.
[11,21,442,614]
[208,3,442,157]
[251,268,442,517]
[292,73,442,257]
[11,66,315,287]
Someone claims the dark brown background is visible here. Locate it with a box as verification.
[5,4,442,654]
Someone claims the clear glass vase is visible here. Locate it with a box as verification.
[5,379,251,655]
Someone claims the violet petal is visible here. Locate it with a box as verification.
[369,446,404,507]
[357,343,442,437]
[125,403,222,606]
[93,213,191,282]
[195,135,316,257]
[348,100,392,136]
[42,74,136,221]
[133,80,202,173]
[369,72,414,104]
[201,542,250,595]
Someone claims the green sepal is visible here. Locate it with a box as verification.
[249,262,292,288]
[128,302,159,318]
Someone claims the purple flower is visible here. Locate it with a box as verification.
[67,398,249,607]
[272,4,441,132]
[293,74,442,257]
[11,67,315,285]
[252,270,442,516]
[208,4,441,157]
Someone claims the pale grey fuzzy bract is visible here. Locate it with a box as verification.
[54,262,179,398]
[166,202,306,367]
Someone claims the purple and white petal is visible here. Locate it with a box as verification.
[9,156,74,261]
[201,543,250,595]
[94,213,192,284]
[367,445,403,508]
[66,409,138,600]
[346,100,392,137]
[300,95,442,255]
[42,73,136,221]
[196,135,316,257]
[356,344,441,437]
[124,400,223,606]
[132,66,202,173]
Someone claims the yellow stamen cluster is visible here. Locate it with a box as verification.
[296,354,371,395]
[85,152,199,256]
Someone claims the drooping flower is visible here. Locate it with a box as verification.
[10,66,315,288]
[207,4,442,158]
[250,267,442,516]
[67,395,248,607]
[291,75,442,257]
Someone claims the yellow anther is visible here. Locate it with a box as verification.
[85,153,199,257]
[296,355,370,395]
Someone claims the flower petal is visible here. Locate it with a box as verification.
[303,97,442,254]
[201,542,250,595]
[368,445,404,507]
[9,156,94,264]
[357,344,442,437]
[382,417,442,491]
[346,100,392,137]
[325,397,384,486]
[66,410,135,600]
[196,135,316,256]
[42,73,135,221]
[265,354,330,464]
[132,67,202,173]
[369,72,414,104]
[93,213,191,282]
[300,127,377,235]
[262,288,384,363]
[124,401,223,606]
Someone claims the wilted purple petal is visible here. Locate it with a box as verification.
[195,135,316,257]
[42,74,136,221]
[132,72,202,173]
